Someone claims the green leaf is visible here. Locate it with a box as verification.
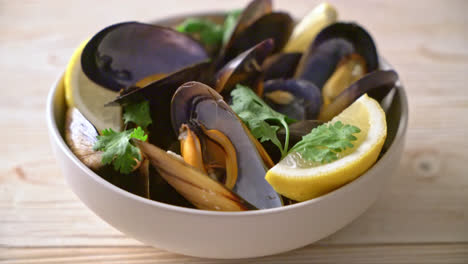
[176,18,223,46]
[176,9,242,48]
[123,100,152,129]
[230,84,296,157]
[222,9,242,45]
[289,121,361,164]
[93,127,148,174]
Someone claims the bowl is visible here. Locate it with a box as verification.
[46,13,408,259]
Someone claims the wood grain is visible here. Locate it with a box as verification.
[2,244,468,264]
[1,0,468,262]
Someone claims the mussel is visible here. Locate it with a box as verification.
[215,38,274,96]
[81,22,209,91]
[65,107,103,171]
[319,70,398,121]
[64,107,151,199]
[263,79,321,120]
[217,0,293,68]
[138,140,255,211]
[295,22,379,102]
[110,62,213,149]
[262,52,302,81]
[171,81,282,209]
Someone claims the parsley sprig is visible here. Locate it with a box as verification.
[230,85,361,164]
[176,18,224,46]
[176,9,242,48]
[288,121,361,164]
[94,100,152,174]
[122,100,152,129]
[93,127,147,174]
[230,84,296,158]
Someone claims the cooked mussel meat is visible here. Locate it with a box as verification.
[295,22,378,93]
[319,70,398,121]
[138,140,255,211]
[171,81,282,209]
[263,79,321,120]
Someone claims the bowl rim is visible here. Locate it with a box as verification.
[46,19,409,218]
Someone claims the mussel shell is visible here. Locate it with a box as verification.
[262,52,302,81]
[220,12,293,67]
[263,79,322,120]
[82,22,209,91]
[171,81,282,209]
[110,62,212,149]
[319,70,398,121]
[138,140,255,211]
[64,107,102,171]
[215,38,274,95]
[65,107,155,199]
[295,22,378,89]
[231,0,272,38]
[219,0,273,66]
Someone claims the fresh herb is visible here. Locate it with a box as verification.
[222,9,242,45]
[230,84,295,158]
[176,18,224,46]
[288,121,361,164]
[93,127,148,174]
[123,100,152,129]
[176,9,242,47]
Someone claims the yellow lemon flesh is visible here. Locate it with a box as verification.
[283,2,338,53]
[64,40,122,132]
[265,94,387,201]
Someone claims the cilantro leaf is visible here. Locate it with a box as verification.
[222,9,242,45]
[176,9,242,48]
[230,84,296,157]
[123,100,152,129]
[288,121,361,164]
[93,127,148,174]
[176,18,223,46]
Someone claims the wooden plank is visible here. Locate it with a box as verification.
[2,244,468,264]
[0,0,467,256]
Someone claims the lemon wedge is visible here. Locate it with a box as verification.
[265,94,387,201]
[64,40,122,132]
[283,2,338,53]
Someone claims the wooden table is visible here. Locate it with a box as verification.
[1,0,467,263]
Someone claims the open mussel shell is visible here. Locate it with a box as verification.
[81,22,209,91]
[262,52,302,81]
[65,107,152,199]
[171,81,283,209]
[319,70,399,121]
[110,61,212,149]
[137,140,255,211]
[220,12,293,67]
[295,22,378,89]
[231,0,272,38]
[215,38,274,96]
[65,107,103,171]
[263,79,322,120]
[219,0,272,66]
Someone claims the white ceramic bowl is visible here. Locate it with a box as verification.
[46,14,408,259]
